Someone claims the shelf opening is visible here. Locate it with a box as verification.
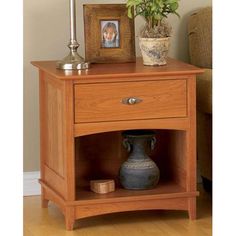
[74,129,187,200]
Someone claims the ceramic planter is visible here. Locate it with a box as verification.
[139,37,170,66]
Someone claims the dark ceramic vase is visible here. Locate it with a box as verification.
[119,130,160,190]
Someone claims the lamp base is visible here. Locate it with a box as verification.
[57,51,90,70]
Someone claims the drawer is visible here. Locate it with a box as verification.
[74,80,187,123]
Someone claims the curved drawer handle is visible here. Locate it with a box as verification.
[122,97,143,105]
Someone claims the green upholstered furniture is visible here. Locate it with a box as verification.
[188,7,212,191]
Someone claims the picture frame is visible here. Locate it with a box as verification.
[83,4,136,63]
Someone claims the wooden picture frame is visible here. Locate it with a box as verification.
[83,4,136,63]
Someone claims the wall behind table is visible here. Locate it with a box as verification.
[24,0,212,171]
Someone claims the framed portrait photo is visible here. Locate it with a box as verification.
[83,4,136,63]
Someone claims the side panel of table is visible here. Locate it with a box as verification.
[39,71,75,207]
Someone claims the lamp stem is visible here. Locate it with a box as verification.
[67,0,79,53]
[70,0,76,43]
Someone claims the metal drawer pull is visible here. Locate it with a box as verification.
[122,97,143,105]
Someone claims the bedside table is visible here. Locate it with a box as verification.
[32,58,204,230]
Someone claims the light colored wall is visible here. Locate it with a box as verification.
[24,0,212,171]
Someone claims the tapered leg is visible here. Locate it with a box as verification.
[41,198,49,208]
[41,188,49,208]
[65,207,75,230]
[188,197,197,220]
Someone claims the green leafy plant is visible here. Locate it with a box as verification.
[126,0,180,38]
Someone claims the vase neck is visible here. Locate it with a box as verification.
[130,138,148,159]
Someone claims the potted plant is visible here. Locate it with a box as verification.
[126,0,180,66]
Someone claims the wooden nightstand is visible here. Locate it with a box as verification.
[32,58,204,230]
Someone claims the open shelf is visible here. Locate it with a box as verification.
[73,128,190,207]
[75,129,187,196]
[75,180,188,204]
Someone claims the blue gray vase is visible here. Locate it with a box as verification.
[119,130,160,190]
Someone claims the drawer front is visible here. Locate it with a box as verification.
[74,80,187,123]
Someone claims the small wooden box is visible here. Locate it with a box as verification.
[90,179,115,194]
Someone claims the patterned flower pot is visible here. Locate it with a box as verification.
[139,37,170,66]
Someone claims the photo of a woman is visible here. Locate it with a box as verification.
[101,21,120,48]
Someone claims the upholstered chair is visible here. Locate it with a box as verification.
[188,7,212,191]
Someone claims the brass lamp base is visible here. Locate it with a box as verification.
[57,51,90,70]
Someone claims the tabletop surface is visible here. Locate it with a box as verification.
[31,57,204,81]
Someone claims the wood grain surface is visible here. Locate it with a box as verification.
[74,80,187,123]
[33,58,202,230]
[31,58,204,81]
